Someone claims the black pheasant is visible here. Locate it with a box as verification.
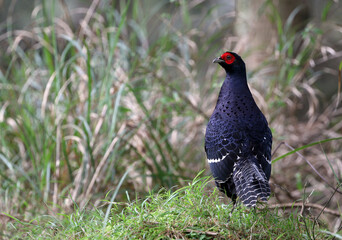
[205,51,272,207]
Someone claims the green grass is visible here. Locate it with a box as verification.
[6,173,339,239]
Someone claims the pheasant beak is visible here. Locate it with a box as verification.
[213,57,225,64]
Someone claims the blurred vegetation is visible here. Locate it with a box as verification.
[0,0,341,237]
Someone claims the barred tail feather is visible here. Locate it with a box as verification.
[232,157,270,207]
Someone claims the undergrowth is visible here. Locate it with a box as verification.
[6,173,340,239]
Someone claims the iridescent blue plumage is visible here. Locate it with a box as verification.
[205,52,272,207]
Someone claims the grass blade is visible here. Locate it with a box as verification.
[272,137,342,163]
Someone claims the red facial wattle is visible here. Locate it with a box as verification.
[221,52,235,65]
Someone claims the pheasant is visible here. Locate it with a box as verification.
[205,51,272,207]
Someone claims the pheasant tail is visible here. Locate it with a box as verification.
[232,157,271,207]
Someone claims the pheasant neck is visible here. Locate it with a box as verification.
[217,73,253,102]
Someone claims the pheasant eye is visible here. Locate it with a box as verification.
[221,52,235,64]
